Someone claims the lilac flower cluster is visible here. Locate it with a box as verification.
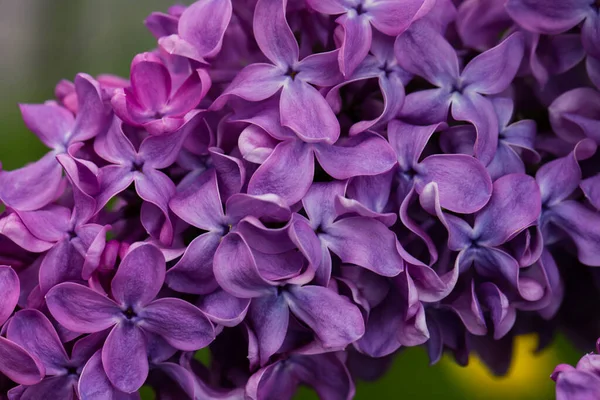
[0,0,599,398]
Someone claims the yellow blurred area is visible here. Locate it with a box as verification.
[443,334,559,399]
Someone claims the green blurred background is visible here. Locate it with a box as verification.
[0,1,582,398]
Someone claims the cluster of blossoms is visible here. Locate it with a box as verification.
[1,0,600,398]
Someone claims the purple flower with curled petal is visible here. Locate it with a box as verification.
[552,338,600,400]
[325,32,411,136]
[213,231,365,366]
[0,74,110,211]
[246,352,354,400]
[426,174,543,337]
[157,0,233,63]
[93,117,197,245]
[78,350,141,400]
[306,0,434,76]
[6,309,116,400]
[549,87,600,144]
[111,52,211,135]
[395,22,524,164]
[536,139,600,266]
[233,101,397,205]
[213,0,344,144]
[0,266,45,386]
[46,244,215,393]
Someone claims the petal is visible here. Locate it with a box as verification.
[292,353,355,400]
[213,232,273,298]
[210,148,247,201]
[475,173,541,246]
[0,337,44,385]
[0,152,63,211]
[337,13,372,77]
[398,88,452,125]
[394,21,459,87]
[416,154,492,214]
[46,282,120,333]
[247,139,314,205]
[95,166,134,212]
[581,174,600,210]
[246,361,296,400]
[102,323,148,393]
[238,126,278,164]
[0,266,20,326]
[284,285,365,349]
[135,169,176,245]
[79,350,140,400]
[196,288,250,327]
[7,310,69,374]
[141,298,215,351]
[555,370,600,400]
[164,70,210,116]
[145,12,179,38]
[139,125,192,169]
[253,0,299,67]
[339,172,396,226]
[0,213,54,253]
[451,92,499,165]
[93,118,136,166]
[505,0,589,34]
[177,0,232,58]
[477,283,516,339]
[388,120,440,170]
[165,233,221,295]
[211,64,285,108]
[248,293,289,366]
[225,193,291,224]
[16,205,70,243]
[71,73,111,143]
[305,0,347,14]
[296,50,343,87]
[550,201,600,266]
[313,132,397,179]
[169,169,225,231]
[549,87,600,144]
[461,32,525,95]
[369,0,434,36]
[111,243,166,308]
[19,103,74,149]
[38,240,86,295]
[485,142,526,181]
[323,217,404,276]
[302,181,347,231]
[130,53,171,112]
[18,376,75,400]
[280,79,340,144]
[449,279,486,336]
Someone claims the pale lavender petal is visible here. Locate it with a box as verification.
[93,118,136,166]
[177,0,232,58]
[238,126,278,164]
[369,0,434,36]
[102,323,148,393]
[313,132,397,179]
[0,152,63,211]
[476,174,541,246]
[46,282,120,333]
[461,32,525,95]
[296,50,343,87]
[16,205,70,243]
[323,217,404,276]
[212,64,285,108]
[253,0,299,67]
[284,285,365,349]
[0,213,54,252]
[247,139,314,205]
[165,232,221,295]
[555,370,600,400]
[19,103,74,149]
[141,298,215,351]
[337,13,372,77]
[280,79,340,144]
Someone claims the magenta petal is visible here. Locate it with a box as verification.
[165,70,210,116]
[394,21,459,87]
[476,174,541,246]
[178,0,232,58]
[79,350,140,400]
[248,139,314,205]
[253,0,299,67]
[313,132,397,179]
[323,217,404,277]
[46,282,120,333]
[505,0,589,34]
[284,285,365,349]
[130,54,171,112]
[103,323,148,393]
[416,154,492,214]
[16,205,70,243]
[337,13,372,77]
[19,103,74,149]
[461,32,525,95]
[0,213,54,253]
[170,169,225,231]
[369,0,434,36]
[0,266,19,325]
[0,152,63,211]
[280,80,340,144]
[145,11,179,38]
[111,244,165,308]
[451,91,499,165]
[71,73,111,142]
[7,309,69,374]
[166,232,221,295]
[0,336,44,385]
[141,298,215,351]
[248,293,290,366]
[213,232,273,298]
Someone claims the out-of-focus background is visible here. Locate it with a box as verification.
[0,1,582,399]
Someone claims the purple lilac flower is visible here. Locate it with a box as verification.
[1,0,600,398]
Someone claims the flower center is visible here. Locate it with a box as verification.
[285,67,299,80]
[66,366,78,376]
[123,306,137,320]
[131,161,144,172]
[354,3,366,15]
